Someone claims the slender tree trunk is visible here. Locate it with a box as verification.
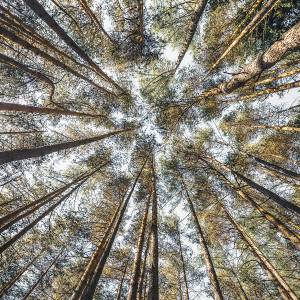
[127,192,151,300]
[0,251,42,297]
[223,179,300,251]
[74,157,149,300]
[0,130,45,135]
[78,0,114,43]
[0,178,87,254]
[0,102,104,118]
[116,258,130,300]
[0,27,114,96]
[24,0,125,93]
[0,53,55,100]
[231,123,300,133]
[137,232,151,300]
[147,155,159,300]
[22,249,63,300]
[0,165,106,233]
[0,128,131,165]
[210,0,280,70]
[200,156,300,215]
[220,201,298,300]
[174,0,208,71]
[178,227,190,300]
[181,177,224,300]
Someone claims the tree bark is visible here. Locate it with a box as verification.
[147,155,159,300]
[0,27,114,96]
[74,156,149,299]
[220,201,298,300]
[24,0,125,93]
[0,102,104,118]
[0,178,87,254]
[127,191,151,300]
[0,128,131,165]
[178,227,190,300]
[181,177,224,300]
[116,258,130,300]
[210,0,280,70]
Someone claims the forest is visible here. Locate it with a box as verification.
[0,0,299,299]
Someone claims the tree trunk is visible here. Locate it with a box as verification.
[74,157,149,299]
[22,249,62,300]
[78,0,114,43]
[0,250,42,297]
[210,0,280,70]
[127,192,151,300]
[0,53,55,100]
[0,27,114,96]
[178,227,190,300]
[116,258,130,300]
[231,123,300,133]
[0,102,104,118]
[24,0,125,93]
[137,232,151,300]
[0,178,87,254]
[181,177,224,300]
[200,156,300,215]
[147,155,159,300]
[223,178,300,251]
[174,0,208,71]
[0,128,131,165]
[220,201,298,300]
[0,165,105,233]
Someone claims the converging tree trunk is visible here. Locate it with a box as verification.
[0,128,131,165]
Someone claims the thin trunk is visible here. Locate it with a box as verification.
[181,177,224,300]
[0,128,131,165]
[147,155,159,300]
[210,0,280,70]
[24,0,125,93]
[174,0,208,71]
[0,27,114,96]
[223,178,300,251]
[0,102,105,118]
[231,122,300,133]
[0,178,87,254]
[137,232,151,300]
[116,258,130,300]
[0,53,55,100]
[220,201,298,300]
[0,165,105,233]
[78,0,114,43]
[0,251,42,297]
[74,157,149,299]
[127,192,151,300]
[22,250,62,300]
[201,156,300,215]
[178,228,190,300]
[0,131,44,135]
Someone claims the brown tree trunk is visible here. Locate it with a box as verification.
[22,249,63,300]
[147,155,159,300]
[137,232,151,300]
[0,251,42,297]
[24,0,125,93]
[0,128,131,165]
[73,157,149,299]
[220,201,298,300]
[210,0,280,70]
[127,192,151,300]
[231,122,300,133]
[78,0,114,43]
[200,156,300,215]
[0,178,87,254]
[0,165,105,233]
[116,258,130,300]
[0,102,104,118]
[174,0,208,71]
[178,227,190,300]
[181,177,224,300]
[0,27,114,96]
